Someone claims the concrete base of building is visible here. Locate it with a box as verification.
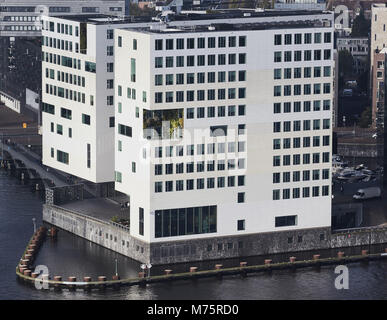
[43,204,387,265]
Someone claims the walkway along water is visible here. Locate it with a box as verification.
[16,226,387,292]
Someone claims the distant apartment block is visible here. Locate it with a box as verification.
[274,0,326,11]
[337,37,369,74]
[372,49,386,129]
[371,4,387,130]
[0,0,125,37]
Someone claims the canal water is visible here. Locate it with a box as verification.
[0,170,386,300]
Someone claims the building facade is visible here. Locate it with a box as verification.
[370,4,387,131]
[114,17,334,248]
[41,15,141,184]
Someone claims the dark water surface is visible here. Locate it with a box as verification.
[0,171,386,300]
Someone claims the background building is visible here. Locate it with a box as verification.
[337,37,369,74]
[0,0,126,37]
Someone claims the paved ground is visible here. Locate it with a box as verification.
[333,177,387,227]
[0,104,41,146]
[62,198,129,222]
[1,140,68,187]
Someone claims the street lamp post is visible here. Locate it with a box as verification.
[115,258,118,277]
[32,217,36,233]
[146,263,152,277]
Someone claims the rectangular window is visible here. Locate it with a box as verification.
[82,114,90,125]
[275,215,297,227]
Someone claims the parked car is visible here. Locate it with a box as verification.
[353,187,381,200]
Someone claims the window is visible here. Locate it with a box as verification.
[118,124,132,137]
[275,215,297,227]
[155,205,216,238]
[177,38,184,49]
[166,56,174,68]
[237,220,245,231]
[130,58,136,82]
[274,34,282,45]
[82,114,90,125]
[139,208,144,236]
[166,39,173,50]
[155,39,163,50]
[155,57,163,68]
[237,192,245,203]
[57,150,69,164]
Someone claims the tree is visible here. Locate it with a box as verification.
[351,11,371,37]
[358,106,372,128]
[129,3,156,17]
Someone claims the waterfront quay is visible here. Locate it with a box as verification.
[15,225,387,292]
[43,191,387,265]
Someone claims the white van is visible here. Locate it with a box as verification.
[353,187,381,200]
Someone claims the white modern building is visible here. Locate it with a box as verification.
[41,15,142,184]
[114,16,334,248]
[41,10,335,263]
[0,0,126,37]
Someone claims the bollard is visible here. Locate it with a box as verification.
[264,259,272,265]
[215,264,223,270]
[31,272,39,279]
[28,244,36,251]
[164,269,172,275]
[337,251,345,259]
[23,270,31,277]
[313,254,320,260]
[50,227,58,238]
[24,254,33,261]
[35,184,40,191]
[98,276,107,290]
[83,277,92,291]
[68,276,76,290]
[361,250,368,256]
[189,267,198,273]
[240,262,247,267]
[112,275,121,290]
[289,257,296,263]
[53,276,62,291]
[27,249,35,255]
[19,267,27,274]
[21,259,30,267]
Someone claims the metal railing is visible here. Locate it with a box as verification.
[332,224,387,234]
[49,204,130,233]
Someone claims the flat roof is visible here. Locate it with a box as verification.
[131,19,331,35]
[52,9,332,25]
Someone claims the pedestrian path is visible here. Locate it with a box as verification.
[1,141,67,187]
